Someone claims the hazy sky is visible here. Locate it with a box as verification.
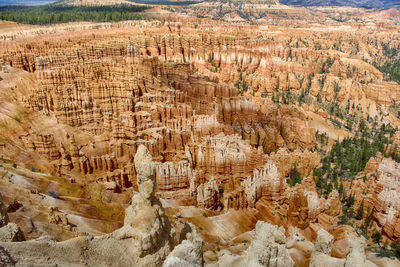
[0,0,57,5]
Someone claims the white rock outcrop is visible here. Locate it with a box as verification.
[314,228,334,255]
[310,229,345,267]
[0,223,24,242]
[246,221,294,267]
[345,237,377,267]
[163,223,204,267]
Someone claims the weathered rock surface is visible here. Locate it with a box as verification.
[310,229,345,267]
[162,223,203,267]
[286,228,314,266]
[0,145,175,266]
[309,229,377,267]
[0,4,399,263]
[371,158,400,239]
[197,177,220,210]
[246,221,294,267]
[0,192,9,227]
[210,221,294,266]
[48,207,69,226]
[268,148,320,178]
[345,237,377,267]
[0,193,24,242]
[0,223,24,242]
[364,152,383,175]
[314,229,334,255]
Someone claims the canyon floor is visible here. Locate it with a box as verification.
[0,1,400,266]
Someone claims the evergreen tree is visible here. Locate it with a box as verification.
[355,200,364,220]
[372,230,382,247]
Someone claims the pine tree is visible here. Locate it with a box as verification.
[372,230,382,247]
[356,200,364,220]
[347,192,355,207]
[338,181,344,197]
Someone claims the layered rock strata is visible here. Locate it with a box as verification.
[0,145,175,266]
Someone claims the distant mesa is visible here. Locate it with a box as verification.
[57,0,280,6]
[279,0,400,10]
[55,0,142,6]
[211,0,280,5]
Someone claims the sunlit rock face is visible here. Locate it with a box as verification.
[0,145,175,266]
[371,158,400,239]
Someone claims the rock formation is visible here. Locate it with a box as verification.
[0,193,24,242]
[0,192,9,227]
[245,221,294,267]
[344,237,377,267]
[197,177,220,210]
[309,229,378,267]
[0,3,399,265]
[0,145,175,266]
[48,207,69,226]
[212,221,295,266]
[0,223,24,242]
[364,152,383,175]
[309,229,345,267]
[314,228,334,255]
[268,148,320,177]
[371,158,400,239]
[243,160,286,205]
[121,144,175,257]
[162,223,204,267]
[286,184,310,229]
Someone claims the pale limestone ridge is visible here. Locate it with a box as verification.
[197,177,220,210]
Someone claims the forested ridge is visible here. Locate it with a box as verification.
[0,4,150,25]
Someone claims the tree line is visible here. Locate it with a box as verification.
[0,4,150,25]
